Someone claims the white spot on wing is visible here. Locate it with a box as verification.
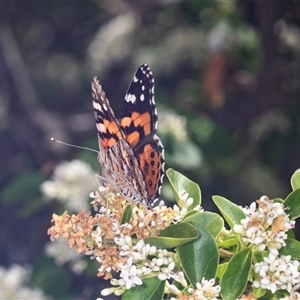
[140,94,145,101]
[93,101,102,112]
[133,76,138,82]
[96,122,106,133]
[142,85,145,91]
[125,93,136,103]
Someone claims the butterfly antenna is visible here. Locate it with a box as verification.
[51,137,99,154]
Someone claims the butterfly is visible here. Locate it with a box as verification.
[91,64,164,208]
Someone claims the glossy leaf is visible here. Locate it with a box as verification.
[183,211,224,238]
[284,189,300,220]
[279,238,300,259]
[213,196,245,228]
[183,210,198,219]
[291,169,300,190]
[220,248,251,300]
[218,237,238,248]
[287,229,295,239]
[120,205,132,224]
[216,262,228,279]
[253,287,266,298]
[145,223,199,248]
[166,168,201,209]
[122,277,165,300]
[178,221,218,287]
[1,171,44,204]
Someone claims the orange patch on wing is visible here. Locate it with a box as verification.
[132,112,151,135]
[120,117,132,128]
[104,119,122,140]
[101,138,109,149]
[126,131,140,147]
[107,137,117,147]
[138,144,162,196]
[101,137,117,148]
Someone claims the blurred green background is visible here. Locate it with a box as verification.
[1,1,300,299]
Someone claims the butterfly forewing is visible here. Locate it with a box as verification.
[120,64,158,150]
[92,77,125,150]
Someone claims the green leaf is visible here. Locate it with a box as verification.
[253,287,266,298]
[213,196,245,228]
[291,169,300,190]
[178,221,219,287]
[1,171,44,204]
[287,229,295,239]
[216,262,228,279]
[166,168,201,208]
[145,223,198,248]
[253,252,265,264]
[17,196,44,218]
[122,277,165,300]
[165,138,203,169]
[183,210,199,219]
[284,189,300,220]
[273,197,284,203]
[121,205,132,224]
[183,211,224,238]
[279,238,300,259]
[220,248,252,300]
[218,237,238,248]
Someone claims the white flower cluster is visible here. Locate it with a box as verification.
[41,159,97,211]
[253,253,300,296]
[167,278,221,300]
[44,237,87,274]
[187,278,221,300]
[158,108,188,141]
[0,265,51,300]
[172,189,202,222]
[233,196,299,296]
[101,237,175,296]
[93,190,202,297]
[233,195,295,255]
[87,13,138,74]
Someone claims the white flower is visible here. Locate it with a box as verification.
[172,190,202,222]
[233,196,294,253]
[187,278,221,299]
[253,253,300,294]
[41,159,97,211]
[120,265,143,289]
[101,286,119,296]
[173,271,188,287]
[45,237,87,274]
[87,13,138,74]
[158,266,174,281]
[165,281,181,295]
[0,265,51,299]
[159,108,188,141]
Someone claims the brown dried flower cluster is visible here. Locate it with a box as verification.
[47,190,180,280]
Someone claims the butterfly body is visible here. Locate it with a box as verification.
[92,64,164,208]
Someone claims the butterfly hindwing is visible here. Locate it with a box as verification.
[135,134,164,202]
